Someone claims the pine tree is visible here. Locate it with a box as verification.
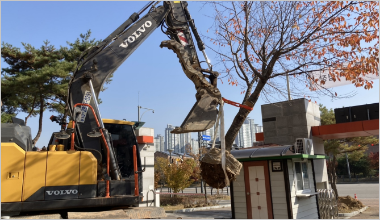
[1,40,72,144]
[1,30,104,145]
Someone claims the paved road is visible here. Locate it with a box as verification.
[159,183,379,199]
[337,183,379,199]
[349,199,379,219]
[337,183,379,219]
[161,183,379,219]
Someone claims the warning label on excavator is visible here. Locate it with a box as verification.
[79,90,92,123]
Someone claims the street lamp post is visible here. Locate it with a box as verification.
[168,149,173,164]
[168,149,174,197]
[138,105,154,122]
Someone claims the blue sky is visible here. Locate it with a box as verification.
[1,1,379,147]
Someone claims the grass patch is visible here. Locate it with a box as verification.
[161,204,185,211]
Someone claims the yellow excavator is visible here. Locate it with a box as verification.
[1,1,221,217]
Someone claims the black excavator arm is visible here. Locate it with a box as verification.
[67,1,221,180]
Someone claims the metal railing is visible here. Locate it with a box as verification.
[317,189,338,219]
[157,185,230,196]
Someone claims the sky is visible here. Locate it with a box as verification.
[1,1,379,148]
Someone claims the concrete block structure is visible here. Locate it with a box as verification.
[135,127,155,207]
[261,98,321,145]
[261,98,329,190]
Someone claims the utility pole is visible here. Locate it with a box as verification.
[345,152,351,182]
[286,72,292,101]
[198,132,204,193]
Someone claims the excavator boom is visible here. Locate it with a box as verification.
[68,1,221,159]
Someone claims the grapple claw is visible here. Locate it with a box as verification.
[172,91,219,134]
[160,39,222,134]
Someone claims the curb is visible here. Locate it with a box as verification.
[338,206,368,217]
[166,204,231,213]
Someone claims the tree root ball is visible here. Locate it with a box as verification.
[200,162,236,189]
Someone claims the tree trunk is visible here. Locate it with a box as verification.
[332,156,339,198]
[25,96,37,125]
[32,94,44,145]
[204,182,208,204]
[328,156,339,200]
[225,78,268,151]
[62,101,69,124]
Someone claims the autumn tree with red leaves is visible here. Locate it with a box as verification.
[205,1,378,151]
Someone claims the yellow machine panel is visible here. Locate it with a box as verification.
[1,143,25,202]
[46,151,80,186]
[79,151,97,185]
[102,118,135,125]
[22,151,48,201]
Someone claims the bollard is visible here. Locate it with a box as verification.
[155,190,160,207]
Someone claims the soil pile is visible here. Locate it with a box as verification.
[338,195,364,213]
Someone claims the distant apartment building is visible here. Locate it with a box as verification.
[190,138,199,154]
[235,118,263,148]
[165,124,177,152]
[164,124,192,154]
[179,132,192,153]
[200,123,220,145]
[154,134,164,152]
[162,119,263,153]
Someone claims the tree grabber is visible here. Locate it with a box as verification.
[66,1,222,186]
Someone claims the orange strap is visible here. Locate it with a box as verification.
[222,97,253,111]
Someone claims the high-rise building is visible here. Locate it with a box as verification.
[190,138,199,154]
[165,124,178,152]
[201,124,220,145]
[178,132,192,153]
[154,134,164,152]
[235,118,263,148]
[164,124,192,153]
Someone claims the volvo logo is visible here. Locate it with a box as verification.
[119,21,153,48]
[46,189,78,196]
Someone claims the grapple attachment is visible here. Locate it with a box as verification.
[172,90,219,134]
[160,40,222,134]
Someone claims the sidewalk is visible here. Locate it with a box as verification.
[348,199,379,219]
[163,199,232,219]
[163,207,232,219]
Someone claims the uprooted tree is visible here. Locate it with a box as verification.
[205,1,378,151]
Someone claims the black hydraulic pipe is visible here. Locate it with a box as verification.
[183,6,205,52]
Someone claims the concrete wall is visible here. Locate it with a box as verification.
[312,136,329,189]
[268,161,289,219]
[288,159,319,219]
[233,166,247,219]
[136,127,155,207]
[261,98,320,146]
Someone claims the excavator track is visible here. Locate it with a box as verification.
[160,40,221,133]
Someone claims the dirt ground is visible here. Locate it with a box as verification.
[160,195,230,211]
[338,196,364,213]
